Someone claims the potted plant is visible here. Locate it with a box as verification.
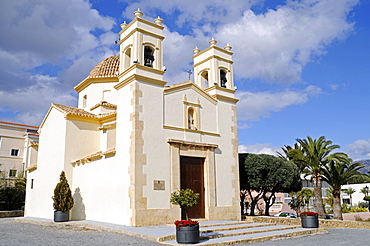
[170,188,200,244]
[300,211,319,228]
[52,171,74,222]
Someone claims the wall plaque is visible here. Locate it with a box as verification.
[153,180,165,190]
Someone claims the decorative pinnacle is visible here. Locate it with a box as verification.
[134,8,143,18]
[154,16,164,25]
[120,21,127,29]
[193,46,200,54]
[224,43,232,51]
[209,37,217,46]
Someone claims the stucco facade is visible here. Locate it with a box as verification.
[25,10,240,226]
[0,121,39,185]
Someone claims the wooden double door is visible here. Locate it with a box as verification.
[180,156,205,219]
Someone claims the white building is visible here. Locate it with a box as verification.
[341,183,370,206]
[25,10,240,226]
[0,121,39,185]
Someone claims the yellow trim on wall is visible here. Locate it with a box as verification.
[192,45,233,59]
[205,85,236,94]
[164,81,217,105]
[193,55,234,68]
[118,28,165,45]
[163,125,220,137]
[74,77,119,93]
[211,94,239,104]
[119,17,165,35]
[25,165,37,172]
[167,139,218,148]
[115,74,167,90]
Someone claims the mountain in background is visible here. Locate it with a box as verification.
[356,160,370,174]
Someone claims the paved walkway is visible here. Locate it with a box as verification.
[1,217,370,245]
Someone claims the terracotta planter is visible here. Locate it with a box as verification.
[301,215,319,228]
[54,211,69,222]
[176,224,200,244]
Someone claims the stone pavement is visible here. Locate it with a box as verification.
[1,217,370,245]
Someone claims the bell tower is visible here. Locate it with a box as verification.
[193,38,234,90]
[117,9,165,81]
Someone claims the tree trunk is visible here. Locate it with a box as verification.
[263,192,276,216]
[333,189,343,220]
[313,173,325,218]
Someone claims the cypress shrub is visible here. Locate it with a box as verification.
[52,171,74,211]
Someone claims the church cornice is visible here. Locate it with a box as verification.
[192,55,234,68]
[167,139,218,149]
[211,94,239,104]
[118,64,165,81]
[205,85,236,94]
[114,74,167,90]
[163,125,220,137]
[119,17,165,35]
[164,81,217,105]
[74,76,119,93]
[118,27,165,45]
[192,45,233,59]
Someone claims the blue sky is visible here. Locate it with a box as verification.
[0,0,369,160]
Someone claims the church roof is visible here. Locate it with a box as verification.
[52,103,97,118]
[88,55,120,78]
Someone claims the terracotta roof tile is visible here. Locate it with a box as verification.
[90,101,117,111]
[52,103,97,118]
[89,55,120,78]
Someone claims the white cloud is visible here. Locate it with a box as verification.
[0,75,76,126]
[238,143,281,156]
[236,85,322,121]
[0,0,116,124]
[121,0,259,29]
[0,0,359,126]
[346,139,370,160]
[216,0,358,83]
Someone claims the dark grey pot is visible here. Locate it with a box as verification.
[301,215,319,228]
[54,211,69,222]
[176,224,200,244]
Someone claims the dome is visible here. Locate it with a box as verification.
[88,55,120,78]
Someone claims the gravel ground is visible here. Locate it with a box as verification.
[0,218,162,246]
[2,218,370,246]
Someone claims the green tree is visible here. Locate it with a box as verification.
[52,171,74,212]
[299,188,315,211]
[287,136,347,218]
[323,187,334,213]
[239,153,301,216]
[170,188,199,221]
[321,159,367,220]
[342,187,356,206]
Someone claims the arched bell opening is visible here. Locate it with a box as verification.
[220,69,227,88]
[144,46,155,67]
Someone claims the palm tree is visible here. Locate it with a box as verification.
[342,187,356,206]
[287,136,348,218]
[321,159,366,220]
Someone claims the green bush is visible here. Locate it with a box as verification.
[170,188,199,221]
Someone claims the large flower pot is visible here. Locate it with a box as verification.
[54,211,69,222]
[301,215,319,228]
[176,225,200,244]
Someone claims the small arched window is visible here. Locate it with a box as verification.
[83,95,87,108]
[188,107,195,130]
[124,48,131,70]
[201,70,209,88]
[143,46,155,67]
[103,90,111,101]
[220,69,227,88]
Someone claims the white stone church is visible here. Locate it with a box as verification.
[25,10,240,226]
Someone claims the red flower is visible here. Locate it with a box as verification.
[300,211,319,216]
[174,220,199,229]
